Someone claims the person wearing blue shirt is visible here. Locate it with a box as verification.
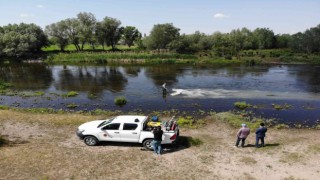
[255,123,267,148]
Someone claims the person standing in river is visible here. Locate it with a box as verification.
[255,123,268,148]
[235,124,250,147]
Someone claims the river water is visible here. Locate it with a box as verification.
[0,63,320,126]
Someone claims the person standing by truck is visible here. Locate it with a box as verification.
[152,126,163,155]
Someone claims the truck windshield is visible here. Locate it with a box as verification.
[97,118,114,128]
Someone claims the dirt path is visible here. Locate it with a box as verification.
[1,112,320,180]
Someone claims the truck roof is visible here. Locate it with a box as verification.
[112,115,148,124]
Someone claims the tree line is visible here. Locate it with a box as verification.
[0,12,319,58]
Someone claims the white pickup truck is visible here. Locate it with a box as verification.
[76,115,179,150]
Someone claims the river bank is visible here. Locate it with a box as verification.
[1,109,319,179]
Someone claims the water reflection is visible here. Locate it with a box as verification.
[0,63,52,90]
[54,66,128,95]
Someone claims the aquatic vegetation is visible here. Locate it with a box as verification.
[63,91,79,97]
[34,91,45,96]
[272,103,293,110]
[67,103,79,109]
[234,101,252,110]
[114,96,127,106]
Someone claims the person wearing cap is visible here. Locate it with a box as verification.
[152,126,163,155]
[235,124,250,147]
[255,122,268,148]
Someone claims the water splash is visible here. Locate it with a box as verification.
[170,88,320,100]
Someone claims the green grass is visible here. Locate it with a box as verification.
[67,103,79,109]
[214,112,264,129]
[42,44,138,52]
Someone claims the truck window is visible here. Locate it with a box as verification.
[123,123,138,130]
[102,123,120,130]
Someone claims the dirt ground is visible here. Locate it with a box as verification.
[0,110,320,180]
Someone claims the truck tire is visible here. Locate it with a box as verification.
[84,136,99,146]
[143,139,153,150]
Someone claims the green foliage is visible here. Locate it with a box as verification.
[177,116,206,128]
[34,91,45,96]
[146,23,180,50]
[0,23,48,57]
[0,81,12,90]
[63,91,79,97]
[123,26,141,47]
[114,96,127,106]
[234,101,251,110]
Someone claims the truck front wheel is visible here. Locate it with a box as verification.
[84,136,99,146]
[143,139,153,150]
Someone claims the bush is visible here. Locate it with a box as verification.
[177,116,206,128]
[114,96,127,106]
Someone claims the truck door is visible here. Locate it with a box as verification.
[99,123,121,141]
[120,123,140,142]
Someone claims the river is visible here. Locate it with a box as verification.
[0,63,320,126]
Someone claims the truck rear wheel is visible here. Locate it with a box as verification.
[84,136,99,146]
[143,139,153,150]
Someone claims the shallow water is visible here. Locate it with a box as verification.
[0,63,320,126]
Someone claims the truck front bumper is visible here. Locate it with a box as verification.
[76,129,85,140]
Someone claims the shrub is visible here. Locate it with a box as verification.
[177,116,206,129]
[114,96,127,106]
[0,105,10,110]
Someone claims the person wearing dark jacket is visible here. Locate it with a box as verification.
[255,123,268,148]
[152,126,163,155]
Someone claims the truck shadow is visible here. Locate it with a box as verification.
[96,136,192,154]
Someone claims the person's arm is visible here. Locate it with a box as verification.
[237,129,241,137]
[255,128,260,134]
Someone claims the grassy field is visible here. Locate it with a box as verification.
[1,109,320,179]
[41,45,320,65]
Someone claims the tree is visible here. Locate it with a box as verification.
[211,32,233,57]
[252,28,275,49]
[275,34,291,49]
[229,28,252,59]
[123,26,141,47]
[64,18,81,51]
[97,17,123,51]
[77,12,97,50]
[0,23,48,57]
[146,23,180,50]
[45,21,69,51]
